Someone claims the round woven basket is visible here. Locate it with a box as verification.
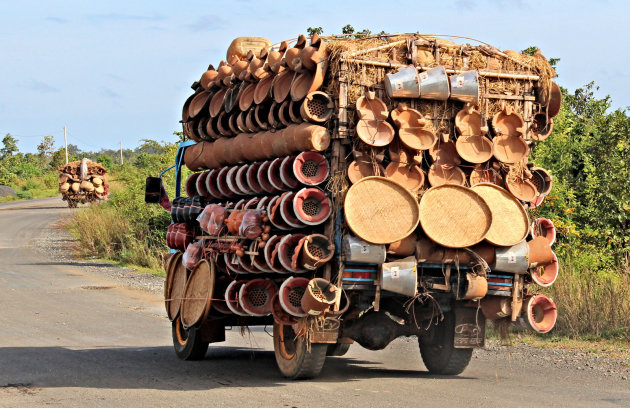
[180,259,215,329]
[164,251,182,316]
[419,185,492,248]
[166,255,189,321]
[344,176,420,244]
[471,183,529,246]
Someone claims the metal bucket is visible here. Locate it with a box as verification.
[449,70,479,104]
[384,66,420,98]
[492,240,529,274]
[419,66,450,101]
[343,235,386,264]
[381,256,418,297]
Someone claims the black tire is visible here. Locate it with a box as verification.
[418,312,472,375]
[171,316,209,361]
[273,322,327,379]
[326,343,351,357]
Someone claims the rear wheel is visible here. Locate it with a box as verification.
[273,322,327,379]
[326,343,351,357]
[418,312,472,375]
[171,316,209,360]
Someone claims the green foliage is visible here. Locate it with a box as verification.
[341,24,354,34]
[1,133,19,159]
[97,154,113,169]
[521,46,560,70]
[306,26,323,36]
[37,135,55,162]
[338,25,387,38]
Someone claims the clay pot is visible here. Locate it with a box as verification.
[216,111,233,137]
[469,165,505,187]
[267,102,283,129]
[384,162,425,191]
[492,135,529,164]
[278,100,293,127]
[199,65,218,90]
[387,234,417,256]
[205,116,221,140]
[427,163,466,187]
[547,82,562,118]
[215,62,233,88]
[225,210,246,235]
[527,236,555,266]
[226,112,240,135]
[268,41,288,73]
[272,69,295,103]
[301,278,338,316]
[531,113,554,141]
[356,92,389,121]
[429,137,461,165]
[284,35,307,71]
[230,132,253,164]
[299,33,328,72]
[456,135,493,163]
[530,166,553,196]
[254,73,274,105]
[184,142,208,171]
[270,129,292,157]
[455,105,488,136]
[231,59,250,80]
[254,103,271,130]
[188,90,212,119]
[245,109,259,133]
[300,91,334,123]
[505,177,537,202]
[238,82,256,111]
[288,99,303,124]
[356,118,395,147]
[389,138,422,165]
[347,159,384,184]
[209,88,227,117]
[290,56,328,101]
[492,106,525,137]
[301,234,335,270]
[287,123,331,152]
[241,132,263,162]
[391,104,436,151]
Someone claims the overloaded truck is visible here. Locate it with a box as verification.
[146,33,560,379]
[59,158,108,207]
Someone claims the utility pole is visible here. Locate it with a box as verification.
[120,141,123,165]
[64,126,68,164]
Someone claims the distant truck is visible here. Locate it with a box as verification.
[58,158,108,207]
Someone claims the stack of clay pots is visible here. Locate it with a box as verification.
[58,159,108,199]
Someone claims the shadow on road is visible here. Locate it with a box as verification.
[0,345,467,390]
[20,261,116,268]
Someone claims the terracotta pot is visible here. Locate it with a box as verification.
[389,138,422,166]
[184,142,207,171]
[527,236,554,266]
[387,234,417,256]
[284,34,307,71]
[492,135,529,164]
[531,113,554,141]
[288,99,303,123]
[209,88,227,117]
[268,41,288,74]
[299,33,328,72]
[290,59,327,101]
[257,161,277,194]
[300,91,334,123]
[301,278,338,315]
[188,90,212,119]
[215,62,233,88]
[356,91,388,121]
[427,163,466,187]
[204,115,220,140]
[272,69,295,103]
[199,65,218,90]
[279,155,300,189]
[300,234,334,270]
[226,37,272,64]
[279,192,303,228]
[505,177,537,202]
[245,109,259,133]
[292,187,332,226]
[455,105,488,136]
[254,73,274,105]
[293,151,329,186]
[215,111,233,137]
[456,135,493,163]
[547,82,561,118]
[278,100,293,127]
[288,123,331,152]
[254,102,271,130]
[270,128,292,157]
[492,106,525,137]
[205,169,224,199]
[259,131,276,159]
[429,137,461,165]
[469,164,505,187]
[347,159,385,184]
[384,162,425,191]
[356,118,395,147]
[267,101,283,129]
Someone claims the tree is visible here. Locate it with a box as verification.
[96,154,113,169]
[1,133,19,159]
[37,135,55,162]
[342,24,355,35]
[306,27,323,36]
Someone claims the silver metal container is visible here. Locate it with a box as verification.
[419,65,450,100]
[381,256,418,297]
[449,70,479,104]
[343,235,386,264]
[492,240,529,274]
[384,66,420,98]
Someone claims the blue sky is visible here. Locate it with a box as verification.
[1,0,628,153]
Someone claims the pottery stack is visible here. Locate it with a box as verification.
[58,159,108,200]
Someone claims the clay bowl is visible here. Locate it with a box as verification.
[272,69,295,103]
[356,93,389,121]
[455,106,487,136]
[188,90,212,119]
[254,103,271,130]
[399,126,437,151]
[216,111,233,137]
[384,162,425,192]
[548,82,562,118]
[288,99,303,124]
[267,102,283,129]
[469,165,505,187]
[208,88,227,118]
[228,112,241,135]
[290,64,326,101]
[245,109,260,133]
[299,33,327,72]
[254,73,275,105]
[492,135,529,164]
[505,177,538,202]
[278,100,293,127]
[531,113,554,141]
[356,119,395,147]
[268,41,288,73]
[427,163,466,187]
[347,160,385,184]
[492,107,525,137]
[236,111,249,133]
[456,135,493,164]
[429,140,461,165]
[530,166,553,196]
[391,104,424,128]
[238,82,256,112]
[199,66,218,90]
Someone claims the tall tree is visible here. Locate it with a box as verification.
[1,133,19,159]
[37,135,55,162]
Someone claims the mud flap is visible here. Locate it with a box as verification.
[453,305,486,348]
[310,317,340,344]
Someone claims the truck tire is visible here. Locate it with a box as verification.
[273,322,327,379]
[326,343,350,357]
[418,311,472,375]
[171,316,209,361]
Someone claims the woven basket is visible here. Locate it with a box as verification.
[180,259,215,329]
[344,176,420,244]
[167,255,188,321]
[419,185,492,248]
[471,183,529,246]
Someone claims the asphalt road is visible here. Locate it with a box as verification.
[0,198,628,407]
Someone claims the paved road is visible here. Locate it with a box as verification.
[0,198,628,407]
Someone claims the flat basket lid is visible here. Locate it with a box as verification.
[180,259,215,329]
[419,184,492,248]
[344,176,420,244]
[167,256,188,321]
[471,183,529,246]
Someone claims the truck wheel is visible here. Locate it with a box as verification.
[326,343,350,357]
[273,322,327,379]
[418,312,472,375]
[171,316,209,361]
